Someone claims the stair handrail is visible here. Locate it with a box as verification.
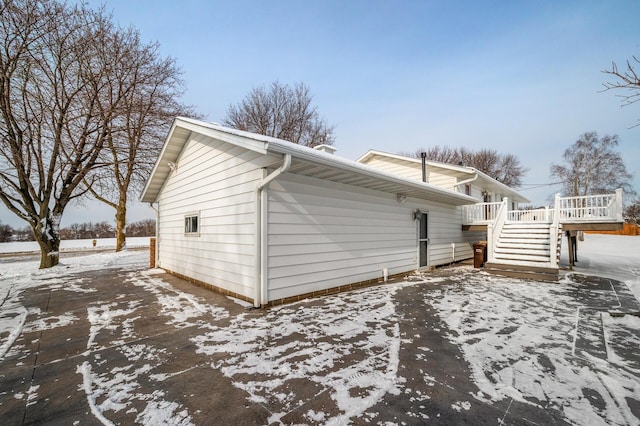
[487,197,508,263]
[549,193,561,269]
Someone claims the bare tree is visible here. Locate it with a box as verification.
[625,200,640,226]
[550,132,635,198]
[603,55,640,126]
[0,0,138,268]
[126,219,155,237]
[224,81,335,147]
[82,29,194,252]
[400,146,460,164]
[0,222,12,242]
[403,146,527,187]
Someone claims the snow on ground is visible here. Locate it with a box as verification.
[560,233,640,301]
[421,269,640,425]
[418,233,640,426]
[0,250,146,360]
[0,250,205,425]
[0,237,150,254]
[0,234,638,425]
[192,284,404,425]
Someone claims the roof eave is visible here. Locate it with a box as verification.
[140,117,271,203]
[268,144,477,206]
[358,149,529,203]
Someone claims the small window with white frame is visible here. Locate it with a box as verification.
[464,184,471,196]
[184,213,200,235]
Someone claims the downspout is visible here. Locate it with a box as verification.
[254,153,292,308]
[149,203,159,267]
[455,173,478,193]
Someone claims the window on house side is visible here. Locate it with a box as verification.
[185,214,199,235]
[465,184,471,196]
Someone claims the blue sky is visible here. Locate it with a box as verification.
[2,0,639,227]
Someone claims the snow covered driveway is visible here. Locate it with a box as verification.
[419,269,640,425]
[0,235,639,425]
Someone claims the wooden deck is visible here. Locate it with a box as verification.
[463,190,625,279]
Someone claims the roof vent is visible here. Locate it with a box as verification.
[313,144,337,154]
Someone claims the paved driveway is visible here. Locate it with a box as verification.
[0,252,638,425]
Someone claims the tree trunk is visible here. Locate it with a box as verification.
[37,235,61,269]
[115,201,127,252]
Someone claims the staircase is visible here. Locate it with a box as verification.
[485,222,562,281]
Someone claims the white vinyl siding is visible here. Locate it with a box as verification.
[423,204,484,266]
[361,156,423,180]
[362,155,469,193]
[427,168,459,191]
[157,134,270,299]
[266,175,417,301]
[469,185,485,201]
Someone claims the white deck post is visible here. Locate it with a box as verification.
[549,193,561,269]
[615,188,623,222]
[487,222,494,263]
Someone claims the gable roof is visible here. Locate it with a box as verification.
[140,117,478,206]
[357,149,530,204]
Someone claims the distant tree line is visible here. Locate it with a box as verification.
[0,220,155,243]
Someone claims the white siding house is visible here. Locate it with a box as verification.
[356,150,529,205]
[141,118,479,307]
[356,150,530,264]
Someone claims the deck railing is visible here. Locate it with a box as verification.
[506,207,552,223]
[557,189,623,223]
[462,202,503,225]
[463,189,623,226]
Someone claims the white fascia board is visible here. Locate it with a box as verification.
[173,117,269,155]
[140,118,186,202]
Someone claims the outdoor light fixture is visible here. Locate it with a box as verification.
[397,194,407,204]
[168,162,177,172]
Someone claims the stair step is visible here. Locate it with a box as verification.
[496,241,551,250]
[502,227,550,233]
[490,222,561,270]
[503,223,551,229]
[500,235,549,241]
[494,253,552,262]
[485,263,559,274]
[494,248,550,256]
[501,230,550,236]
[498,237,549,245]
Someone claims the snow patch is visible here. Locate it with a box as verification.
[423,268,640,425]
[193,283,406,424]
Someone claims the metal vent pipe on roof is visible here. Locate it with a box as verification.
[421,152,427,183]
